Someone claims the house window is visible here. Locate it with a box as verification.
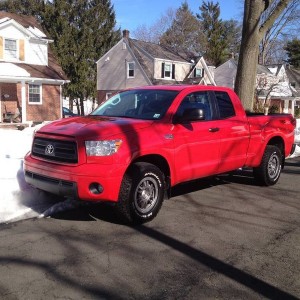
[165,63,171,78]
[106,92,112,100]
[29,84,42,104]
[194,68,203,78]
[127,62,135,78]
[4,39,17,60]
[161,63,175,79]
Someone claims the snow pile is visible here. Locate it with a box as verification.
[0,126,82,224]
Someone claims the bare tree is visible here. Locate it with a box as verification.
[235,0,292,111]
[132,8,175,43]
[259,0,300,65]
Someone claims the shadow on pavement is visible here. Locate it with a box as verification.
[134,225,299,300]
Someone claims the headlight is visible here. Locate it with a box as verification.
[85,140,122,156]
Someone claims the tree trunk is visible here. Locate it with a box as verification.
[234,0,290,112]
[80,98,85,116]
[234,0,263,111]
[235,39,260,111]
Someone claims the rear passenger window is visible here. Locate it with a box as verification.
[215,91,236,119]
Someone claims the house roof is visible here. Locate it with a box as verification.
[0,11,46,37]
[286,67,300,88]
[129,39,190,63]
[257,64,273,74]
[0,49,68,81]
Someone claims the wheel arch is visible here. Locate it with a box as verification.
[129,154,171,197]
[266,136,285,167]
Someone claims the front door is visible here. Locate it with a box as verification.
[172,91,221,184]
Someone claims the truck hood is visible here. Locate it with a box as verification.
[37,116,153,139]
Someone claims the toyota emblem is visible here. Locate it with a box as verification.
[45,144,55,156]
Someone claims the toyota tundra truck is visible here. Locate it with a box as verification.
[24,85,296,223]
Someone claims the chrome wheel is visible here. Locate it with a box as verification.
[268,152,281,180]
[253,145,282,186]
[134,176,159,214]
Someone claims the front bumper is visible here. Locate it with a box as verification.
[24,153,126,202]
[25,170,79,198]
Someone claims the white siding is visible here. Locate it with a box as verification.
[154,59,191,81]
[0,23,48,65]
[26,41,48,65]
[97,39,149,90]
[0,24,25,39]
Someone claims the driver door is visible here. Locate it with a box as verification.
[172,91,221,183]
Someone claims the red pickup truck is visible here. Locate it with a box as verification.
[24,85,296,223]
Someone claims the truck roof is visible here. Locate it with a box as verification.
[128,85,234,93]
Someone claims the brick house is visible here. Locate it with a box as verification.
[96,30,216,103]
[0,12,68,124]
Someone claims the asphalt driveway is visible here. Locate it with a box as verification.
[0,157,299,299]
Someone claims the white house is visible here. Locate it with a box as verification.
[0,12,68,124]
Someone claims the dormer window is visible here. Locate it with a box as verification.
[161,62,175,79]
[194,68,204,78]
[4,38,17,60]
[164,63,171,78]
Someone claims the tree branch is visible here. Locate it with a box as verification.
[259,0,290,38]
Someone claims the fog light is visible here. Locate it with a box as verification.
[89,183,103,194]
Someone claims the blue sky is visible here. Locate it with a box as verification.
[111,0,243,32]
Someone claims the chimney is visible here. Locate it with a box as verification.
[123,29,130,39]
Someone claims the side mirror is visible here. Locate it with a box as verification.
[174,108,205,123]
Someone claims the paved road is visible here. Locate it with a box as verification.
[1,158,300,299]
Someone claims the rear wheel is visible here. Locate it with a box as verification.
[253,145,282,186]
[116,162,165,224]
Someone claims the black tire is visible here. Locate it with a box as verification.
[253,145,282,186]
[116,162,165,224]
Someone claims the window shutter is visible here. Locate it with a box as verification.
[193,68,197,77]
[161,62,165,78]
[0,37,3,59]
[172,64,175,79]
[201,68,204,77]
[19,39,25,61]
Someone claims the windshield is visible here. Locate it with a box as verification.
[91,89,179,120]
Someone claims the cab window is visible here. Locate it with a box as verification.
[176,91,212,121]
[215,91,236,119]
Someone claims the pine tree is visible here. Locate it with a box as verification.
[159,1,206,55]
[197,1,227,66]
[0,0,45,17]
[284,38,300,68]
[43,0,120,114]
[0,0,120,114]
[223,19,242,59]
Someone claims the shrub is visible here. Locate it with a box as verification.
[269,105,279,114]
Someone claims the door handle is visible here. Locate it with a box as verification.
[209,127,219,132]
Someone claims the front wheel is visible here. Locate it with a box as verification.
[116,162,165,224]
[253,145,282,186]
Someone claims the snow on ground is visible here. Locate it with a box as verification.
[0,125,83,224]
[0,121,300,224]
